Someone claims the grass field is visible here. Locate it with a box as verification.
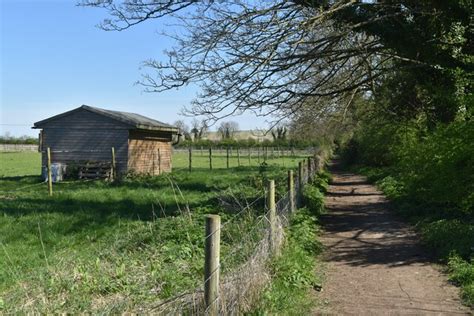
[0,151,308,313]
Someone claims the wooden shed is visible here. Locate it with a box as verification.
[33,105,179,176]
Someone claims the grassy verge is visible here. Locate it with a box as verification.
[353,165,474,307]
[0,151,309,312]
[251,172,329,314]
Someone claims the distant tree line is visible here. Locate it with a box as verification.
[174,138,321,149]
[172,118,321,148]
[0,133,38,144]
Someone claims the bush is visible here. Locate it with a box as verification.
[346,120,474,216]
[420,219,474,260]
[174,138,323,149]
[310,171,331,193]
[303,185,325,215]
[342,117,474,306]
[448,255,474,307]
[252,208,322,313]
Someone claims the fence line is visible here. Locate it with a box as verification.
[4,143,328,312]
[151,153,325,314]
[173,146,315,157]
[0,144,38,152]
[173,146,316,171]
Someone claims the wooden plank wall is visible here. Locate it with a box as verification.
[40,110,130,174]
[128,130,173,175]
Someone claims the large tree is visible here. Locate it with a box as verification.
[83,0,472,125]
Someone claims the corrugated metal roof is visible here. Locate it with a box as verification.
[33,105,178,132]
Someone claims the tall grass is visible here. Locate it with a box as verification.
[0,151,308,312]
[251,175,328,314]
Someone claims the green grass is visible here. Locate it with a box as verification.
[251,178,327,314]
[0,152,41,177]
[174,148,302,170]
[0,151,308,313]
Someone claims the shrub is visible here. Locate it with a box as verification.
[420,219,474,260]
[253,208,322,313]
[448,255,474,307]
[303,185,325,215]
[310,171,331,193]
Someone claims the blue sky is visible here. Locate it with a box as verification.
[0,0,267,137]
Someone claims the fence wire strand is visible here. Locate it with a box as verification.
[150,154,323,315]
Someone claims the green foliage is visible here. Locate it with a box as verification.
[303,185,325,216]
[420,220,474,260]
[251,178,328,314]
[398,121,474,214]
[310,170,331,193]
[376,176,404,200]
[448,255,474,307]
[0,134,38,144]
[346,118,474,216]
[288,208,322,255]
[336,1,472,123]
[343,108,473,307]
[174,138,323,149]
[252,207,323,314]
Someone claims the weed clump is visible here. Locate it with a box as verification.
[253,207,323,313]
[253,176,328,313]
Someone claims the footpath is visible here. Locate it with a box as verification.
[314,163,471,315]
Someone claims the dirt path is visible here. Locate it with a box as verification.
[315,164,471,315]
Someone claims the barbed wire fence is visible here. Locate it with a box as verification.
[148,152,326,314]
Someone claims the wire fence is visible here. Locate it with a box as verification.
[173,146,316,171]
[1,145,329,312]
[0,144,38,152]
[149,153,325,314]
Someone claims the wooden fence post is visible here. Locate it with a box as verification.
[209,148,213,170]
[204,214,221,316]
[314,155,320,173]
[281,147,285,167]
[271,147,274,159]
[248,147,251,166]
[288,170,295,213]
[267,179,276,253]
[226,147,230,169]
[157,148,161,175]
[298,161,303,206]
[307,157,312,182]
[47,147,53,196]
[237,147,240,166]
[188,147,192,172]
[257,147,261,163]
[300,159,304,181]
[111,147,116,180]
[152,150,155,176]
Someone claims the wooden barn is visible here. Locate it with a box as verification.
[33,105,179,177]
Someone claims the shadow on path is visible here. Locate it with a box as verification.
[314,160,470,315]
